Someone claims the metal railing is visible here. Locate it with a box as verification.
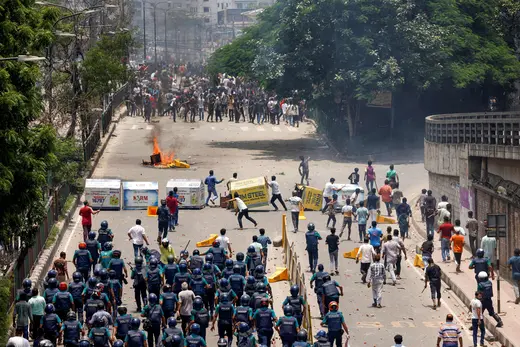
[281,214,313,343]
[425,112,520,145]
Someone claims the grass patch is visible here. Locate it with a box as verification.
[60,195,76,218]
[45,225,60,249]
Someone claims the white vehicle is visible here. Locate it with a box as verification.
[322,183,365,211]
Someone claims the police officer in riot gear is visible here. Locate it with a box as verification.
[235,294,253,326]
[173,261,191,295]
[321,275,343,315]
[99,242,114,269]
[205,240,227,271]
[477,271,503,327]
[293,330,311,347]
[245,246,262,274]
[162,317,184,346]
[114,306,132,341]
[470,248,495,282]
[190,296,210,340]
[108,250,128,287]
[282,285,306,326]
[160,284,179,320]
[89,315,112,347]
[41,304,62,346]
[74,242,93,282]
[43,269,58,290]
[244,276,256,298]
[321,302,349,347]
[86,231,101,273]
[126,318,148,347]
[131,256,148,311]
[222,259,235,279]
[141,293,165,347]
[190,268,209,299]
[68,272,86,323]
[216,278,237,305]
[53,282,75,321]
[234,252,247,276]
[164,255,180,286]
[236,322,257,346]
[189,250,204,272]
[186,323,206,347]
[275,305,299,347]
[97,220,114,250]
[202,262,217,315]
[229,265,246,299]
[146,257,164,297]
[313,330,331,347]
[305,223,322,273]
[16,278,32,302]
[253,298,277,347]
[61,311,83,347]
[43,278,59,304]
[211,292,235,345]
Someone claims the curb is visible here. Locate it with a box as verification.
[410,197,514,347]
[31,106,127,289]
[306,118,346,159]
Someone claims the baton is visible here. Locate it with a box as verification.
[176,240,191,263]
[421,286,427,293]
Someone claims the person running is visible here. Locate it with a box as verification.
[128,219,150,258]
[204,170,224,206]
[438,216,455,262]
[229,192,257,230]
[378,180,393,216]
[322,179,343,213]
[216,228,233,257]
[450,228,465,272]
[471,291,485,347]
[415,188,427,222]
[366,189,379,225]
[266,176,287,211]
[366,254,385,308]
[386,164,399,187]
[356,238,376,283]
[424,190,437,237]
[367,221,383,254]
[424,258,442,309]
[166,191,180,231]
[287,191,303,233]
[325,194,338,229]
[381,235,400,285]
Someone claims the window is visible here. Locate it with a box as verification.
[203,6,209,12]
[225,3,228,7]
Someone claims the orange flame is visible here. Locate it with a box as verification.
[152,137,175,165]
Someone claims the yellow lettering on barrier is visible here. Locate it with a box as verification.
[391,321,416,328]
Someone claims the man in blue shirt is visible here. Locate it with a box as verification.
[367,221,383,253]
[204,170,224,206]
[508,248,520,304]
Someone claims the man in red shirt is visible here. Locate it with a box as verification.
[437,216,455,262]
[166,191,179,231]
[79,201,99,241]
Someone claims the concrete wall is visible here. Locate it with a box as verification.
[488,158,520,183]
[428,172,461,222]
[424,141,461,176]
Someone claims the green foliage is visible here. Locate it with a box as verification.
[0,0,59,247]
[0,276,12,345]
[45,225,60,248]
[49,137,84,190]
[82,31,136,98]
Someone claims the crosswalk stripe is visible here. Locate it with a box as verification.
[272,127,281,132]
[131,125,138,130]
[257,127,266,132]
[211,126,216,130]
[287,126,298,132]
[240,126,249,131]
[146,125,153,130]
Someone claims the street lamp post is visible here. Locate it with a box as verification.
[142,1,171,65]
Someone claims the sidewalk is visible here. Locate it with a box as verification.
[410,203,520,347]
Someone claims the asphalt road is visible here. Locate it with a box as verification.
[51,115,477,346]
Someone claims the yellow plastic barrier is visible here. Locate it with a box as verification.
[147,206,158,216]
[343,248,360,259]
[298,205,307,220]
[413,254,424,268]
[196,234,218,247]
[268,267,289,283]
[376,215,397,224]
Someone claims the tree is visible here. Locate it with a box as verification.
[0,0,59,249]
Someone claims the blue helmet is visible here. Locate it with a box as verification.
[73,272,83,282]
[255,265,264,275]
[283,305,294,316]
[246,276,255,285]
[47,269,57,278]
[225,259,234,268]
[193,296,204,310]
[167,317,178,327]
[172,335,182,345]
[315,330,327,339]
[179,262,188,272]
[47,278,58,288]
[203,263,212,271]
[100,220,108,229]
[190,323,200,334]
[220,292,230,303]
[290,285,299,296]
[240,294,250,306]
[22,278,32,289]
[239,322,250,333]
[88,277,98,287]
[103,242,113,250]
[192,268,202,276]
[79,340,90,347]
[236,252,245,261]
[149,257,158,267]
[219,278,229,288]
[217,338,228,347]
[88,231,96,240]
[45,304,55,314]
[148,293,158,304]
[247,246,255,253]
[130,317,141,329]
[108,270,117,279]
[99,269,108,280]
[205,254,214,263]
[297,329,308,341]
[113,340,124,347]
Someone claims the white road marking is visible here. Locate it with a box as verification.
[63,213,82,252]
[272,127,281,132]
[211,126,216,131]
[240,126,249,132]
[257,127,266,132]
[146,125,153,130]
[131,125,137,130]
[287,126,298,132]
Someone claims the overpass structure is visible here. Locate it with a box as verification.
[425,112,520,275]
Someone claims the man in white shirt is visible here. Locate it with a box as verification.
[356,238,376,283]
[229,192,257,230]
[322,178,343,213]
[287,191,303,233]
[127,219,150,257]
[216,228,233,256]
[6,330,30,347]
[250,235,263,254]
[177,282,196,333]
[226,172,238,191]
[471,291,485,347]
[266,175,287,211]
[340,199,354,240]
[454,219,466,236]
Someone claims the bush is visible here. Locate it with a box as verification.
[0,276,13,344]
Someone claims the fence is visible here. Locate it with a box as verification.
[425,111,520,145]
[281,214,314,343]
[84,83,130,161]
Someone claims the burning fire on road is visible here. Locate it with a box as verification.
[142,137,190,169]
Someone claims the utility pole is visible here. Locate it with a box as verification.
[142,1,146,61]
[153,5,157,66]
[164,11,168,63]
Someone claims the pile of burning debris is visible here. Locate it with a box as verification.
[142,137,190,169]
